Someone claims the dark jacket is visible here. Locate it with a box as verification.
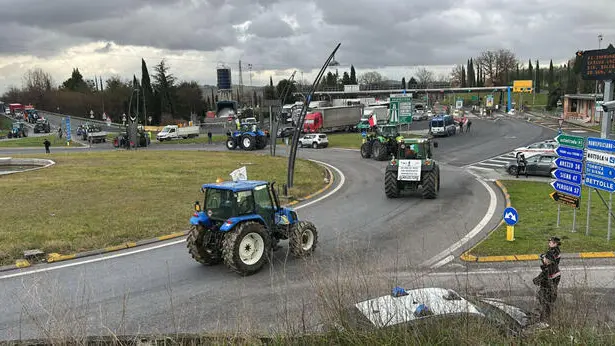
[542,246,561,279]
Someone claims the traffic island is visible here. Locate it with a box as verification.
[0,151,332,268]
[461,180,615,262]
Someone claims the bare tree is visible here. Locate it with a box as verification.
[415,67,434,87]
[450,65,464,87]
[21,68,54,108]
[359,71,383,87]
[476,49,517,86]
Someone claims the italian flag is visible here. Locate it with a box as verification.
[368,114,377,126]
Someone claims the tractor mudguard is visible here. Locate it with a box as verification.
[421,162,437,172]
[275,208,298,226]
[220,214,267,232]
[385,164,399,173]
[190,212,214,226]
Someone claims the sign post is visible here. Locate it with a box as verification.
[65,116,72,146]
[503,207,519,241]
[551,133,585,232]
[584,136,615,240]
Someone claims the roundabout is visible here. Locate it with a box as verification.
[0,116,561,340]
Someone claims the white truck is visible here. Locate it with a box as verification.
[156,125,200,141]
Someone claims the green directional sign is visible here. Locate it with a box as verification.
[555,134,585,149]
[389,94,413,124]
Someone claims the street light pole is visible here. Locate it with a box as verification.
[287,43,341,189]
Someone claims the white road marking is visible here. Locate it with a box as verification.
[429,265,615,277]
[0,160,347,280]
[421,172,499,269]
[488,159,511,164]
[477,162,506,168]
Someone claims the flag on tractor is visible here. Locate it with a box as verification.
[368,113,377,127]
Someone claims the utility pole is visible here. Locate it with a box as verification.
[595,33,603,124]
[238,60,244,104]
[248,63,253,106]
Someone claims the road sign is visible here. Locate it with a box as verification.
[550,191,580,209]
[486,95,494,108]
[555,134,585,149]
[578,44,615,81]
[587,137,615,153]
[552,169,582,185]
[586,149,615,167]
[471,95,478,101]
[65,116,71,142]
[513,80,533,93]
[585,162,615,179]
[551,180,582,198]
[455,99,463,109]
[584,175,615,193]
[555,146,584,161]
[389,95,412,124]
[555,157,583,173]
[503,207,519,226]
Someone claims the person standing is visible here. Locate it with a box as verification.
[533,237,561,322]
[43,138,51,154]
[516,153,528,178]
[466,119,472,133]
[207,130,212,144]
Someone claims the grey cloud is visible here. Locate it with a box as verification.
[0,0,614,74]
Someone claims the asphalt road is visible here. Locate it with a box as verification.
[0,117,563,340]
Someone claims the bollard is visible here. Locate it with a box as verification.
[283,183,288,197]
[506,225,515,241]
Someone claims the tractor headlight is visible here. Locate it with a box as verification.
[400,144,405,149]
[194,201,201,211]
[424,159,431,165]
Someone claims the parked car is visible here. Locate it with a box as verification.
[512,141,558,157]
[506,153,557,176]
[277,126,295,138]
[299,133,329,148]
[319,287,545,337]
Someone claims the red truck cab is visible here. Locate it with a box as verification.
[9,103,24,114]
[303,112,322,133]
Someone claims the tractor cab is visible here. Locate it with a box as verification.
[377,124,399,138]
[394,138,438,161]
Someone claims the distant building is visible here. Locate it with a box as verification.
[562,94,603,123]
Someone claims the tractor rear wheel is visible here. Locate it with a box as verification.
[373,141,389,161]
[241,134,256,151]
[421,165,440,199]
[187,225,222,265]
[384,170,400,198]
[360,142,372,158]
[289,221,318,258]
[222,221,270,276]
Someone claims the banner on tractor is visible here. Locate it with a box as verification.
[230,166,248,181]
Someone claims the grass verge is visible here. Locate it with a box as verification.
[0,150,326,265]
[470,180,615,256]
[0,135,82,148]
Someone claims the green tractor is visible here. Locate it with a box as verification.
[360,124,403,161]
[384,137,440,199]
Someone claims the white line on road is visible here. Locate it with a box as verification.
[421,172,499,269]
[488,159,511,164]
[477,162,506,168]
[0,161,347,280]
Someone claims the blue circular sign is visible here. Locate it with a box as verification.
[503,207,519,226]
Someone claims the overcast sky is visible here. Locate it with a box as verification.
[0,0,613,93]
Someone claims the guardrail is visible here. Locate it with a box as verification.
[40,110,125,130]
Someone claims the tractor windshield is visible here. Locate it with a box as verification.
[400,142,428,159]
[204,188,255,220]
[379,125,398,137]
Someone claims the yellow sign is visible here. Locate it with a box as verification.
[513,80,533,93]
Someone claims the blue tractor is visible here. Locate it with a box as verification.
[225,124,269,151]
[188,180,318,276]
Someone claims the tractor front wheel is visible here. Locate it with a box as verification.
[187,225,222,265]
[226,137,236,150]
[289,221,318,258]
[222,221,270,276]
[360,142,372,158]
[384,170,400,198]
[421,165,440,199]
